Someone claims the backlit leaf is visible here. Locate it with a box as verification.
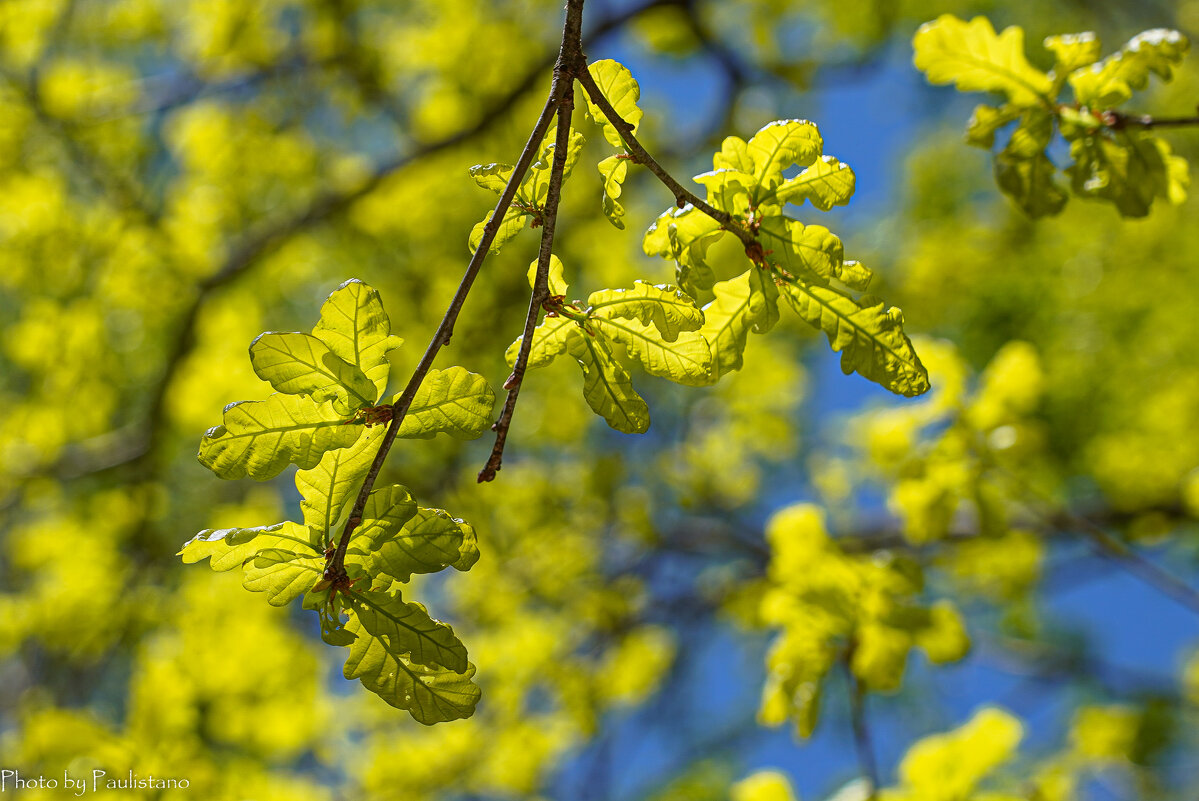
[180,521,317,572]
[198,394,364,480]
[311,279,402,401]
[295,427,385,540]
[567,331,650,433]
[345,589,468,672]
[591,315,712,386]
[746,120,823,197]
[1044,31,1102,74]
[370,507,466,584]
[397,367,496,440]
[587,281,705,341]
[526,253,570,297]
[1069,28,1189,107]
[781,281,931,397]
[598,154,630,228]
[583,59,643,149]
[697,272,767,382]
[249,331,376,414]
[774,155,856,211]
[913,15,1053,106]
[343,602,479,724]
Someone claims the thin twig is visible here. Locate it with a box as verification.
[478,2,585,482]
[574,66,754,247]
[323,10,574,583]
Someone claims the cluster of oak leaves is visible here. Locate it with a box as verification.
[183,53,935,725]
[181,15,1193,796]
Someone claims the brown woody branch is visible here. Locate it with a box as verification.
[478,0,586,481]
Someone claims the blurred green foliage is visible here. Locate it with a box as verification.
[2,0,1199,799]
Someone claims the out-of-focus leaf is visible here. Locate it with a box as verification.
[913,15,1053,106]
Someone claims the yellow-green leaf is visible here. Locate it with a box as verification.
[468,208,526,255]
[598,154,630,228]
[567,331,650,434]
[965,103,1021,148]
[295,427,385,541]
[525,253,569,296]
[469,162,512,194]
[353,484,419,552]
[1044,31,1101,75]
[995,148,1068,218]
[198,394,364,480]
[343,604,479,724]
[311,279,402,401]
[505,314,578,370]
[758,216,844,284]
[249,331,376,414]
[369,507,467,584]
[591,315,712,386]
[1067,130,1189,217]
[746,119,823,197]
[583,59,643,149]
[243,547,324,606]
[587,281,705,341]
[397,367,496,440]
[452,520,480,572]
[1068,28,1189,107]
[913,15,1053,106]
[774,155,856,211]
[179,521,317,572]
[781,281,930,397]
[345,588,467,672]
[697,271,767,382]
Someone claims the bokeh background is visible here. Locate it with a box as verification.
[1,0,1199,799]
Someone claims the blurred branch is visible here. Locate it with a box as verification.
[1102,106,1199,130]
[113,56,320,120]
[844,655,880,800]
[990,468,1199,616]
[1,71,157,223]
[975,630,1178,694]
